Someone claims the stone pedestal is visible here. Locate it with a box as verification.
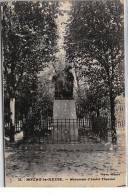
[52,100,78,141]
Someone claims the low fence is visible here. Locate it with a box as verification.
[4,103,125,142]
[19,117,108,143]
[5,117,108,143]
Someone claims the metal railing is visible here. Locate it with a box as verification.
[4,103,125,142]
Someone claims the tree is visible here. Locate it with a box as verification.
[2,1,60,141]
[65,0,124,140]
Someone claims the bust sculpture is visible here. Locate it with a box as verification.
[52,65,74,100]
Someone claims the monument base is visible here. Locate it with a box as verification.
[52,100,78,141]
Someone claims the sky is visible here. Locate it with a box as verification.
[56,1,71,64]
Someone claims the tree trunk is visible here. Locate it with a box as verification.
[23,125,29,141]
[73,64,81,97]
[23,112,29,141]
[110,94,117,143]
[96,109,100,118]
[10,98,15,142]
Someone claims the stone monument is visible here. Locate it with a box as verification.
[52,65,78,141]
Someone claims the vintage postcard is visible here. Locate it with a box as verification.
[1,0,126,187]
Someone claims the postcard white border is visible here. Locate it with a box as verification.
[0,0,128,188]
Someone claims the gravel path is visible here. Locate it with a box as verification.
[5,130,126,186]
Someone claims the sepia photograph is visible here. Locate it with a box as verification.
[1,0,126,187]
